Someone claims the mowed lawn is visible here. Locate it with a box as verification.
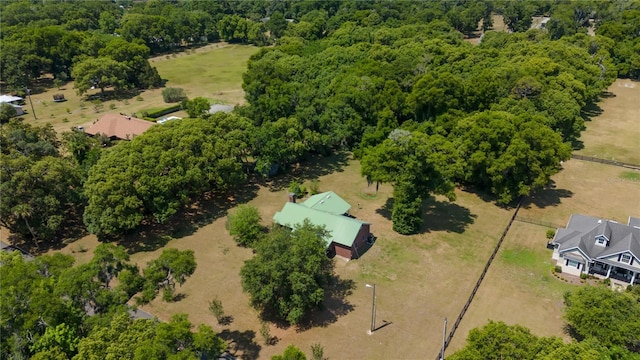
[20,43,258,132]
[575,78,640,165]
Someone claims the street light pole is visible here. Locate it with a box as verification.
[366,283,376,334]
[440,317,447,360]
[25,87,36,120]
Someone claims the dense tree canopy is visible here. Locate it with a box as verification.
[83,114,253,237]
[564,286,640,351]
[241,221,334,325]
[0,120,83,247]
[1,244,212,359]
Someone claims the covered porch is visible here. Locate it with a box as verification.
[588,261,640,285]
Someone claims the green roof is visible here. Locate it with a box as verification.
[273,202,368,247]
[302,191,351,215]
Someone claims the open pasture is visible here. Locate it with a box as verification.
[576,79,640,165]
[19,44,258,133]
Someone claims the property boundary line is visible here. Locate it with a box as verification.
[571,154,640,170]
[514,216,563,229]
[436,196,524,360]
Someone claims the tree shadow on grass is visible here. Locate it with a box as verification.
[296,276,356,332]
[420,197,476,233]
[218,329,261,360]
[581,101,605,119]
[218,315,234,326]
[84,88,143,102]
[521,183,573,210]
[260,151,351,192]
[376,197,475,234]
[117,182,260,254]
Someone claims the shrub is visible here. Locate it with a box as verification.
[136,95,144,101]
[603,278,611,285]
[260,321,272,345]
[109,103,116,110]
[546,229,556,239]
[288,181,306,198]
[554,265,562,273]
[580,273,588,280]
[311,344,325,360]
[226,205,264,247]
[162,288,174,302]
[309,180,320,195]
[209,297,225,324]
[162,87,188,103]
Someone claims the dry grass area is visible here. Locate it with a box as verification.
[54,154,514,359]
[448,161,640,352]
[448,221,575,352]
[576,79,640,164]
[520,160,640,224]
[21,44,258,133]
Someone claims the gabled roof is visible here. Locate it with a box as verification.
[302,191,351,215]
[552,214,640,262]
[273,202,368,247]
[84,114,154,140]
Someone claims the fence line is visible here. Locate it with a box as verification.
[571,154,640,170]
[436,196,524,360]
[514,216,563,229]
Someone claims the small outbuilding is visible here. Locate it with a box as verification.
[0,94,25,116]
[273,191,372,259]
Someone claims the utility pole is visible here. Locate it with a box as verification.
[440,317,447,360]
[25,87,36,120]
[366,283,376,334]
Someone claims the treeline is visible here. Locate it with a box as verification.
[2,0,638,242]
[4,0,637,91]
[240,17,617,232]
[0,245,209,359]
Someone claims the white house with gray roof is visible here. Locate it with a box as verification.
[551,214,640,285]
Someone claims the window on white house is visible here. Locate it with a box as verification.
[621,254,632,264]
[567,259,580,268]
[595,238,606,246]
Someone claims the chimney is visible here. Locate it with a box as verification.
[288,193,296,203]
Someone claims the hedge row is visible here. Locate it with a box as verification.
[141,104,182,119]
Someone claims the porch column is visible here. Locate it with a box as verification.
[631,271,637,285]
[606,267,612,278]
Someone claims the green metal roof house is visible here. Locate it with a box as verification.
[274,192,371,259]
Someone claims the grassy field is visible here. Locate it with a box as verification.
[448,78,640,353]
[55,154,515,359]
[25,36,638,359]
[575,79,640,164]
[21,43,258,133]
[49,74,639,358]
